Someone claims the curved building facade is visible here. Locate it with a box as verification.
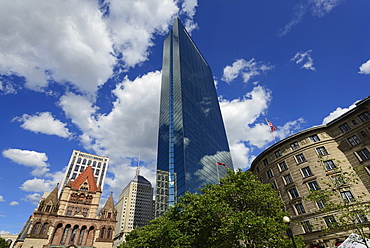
[250,96,370,247]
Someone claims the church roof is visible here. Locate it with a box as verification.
[44,184,59,204]
[101,193,115,211]
[71,166,99,192]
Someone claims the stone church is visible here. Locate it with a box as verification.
[14,166,117,248]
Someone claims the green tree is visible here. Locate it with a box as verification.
[121,169,303,248]
[0,237,10,248]
[305,156,370,247]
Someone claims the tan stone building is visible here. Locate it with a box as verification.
[250,96,370,247]
[14,166,117,248]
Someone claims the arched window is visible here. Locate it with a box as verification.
[45,204,51,212]
[86,195,93,204]
[69,225,79,244]
[77,158,81,164]
[107,228,112,239]
[78,193,85,203]
[41,223,48,235]
[92,161,96,167]
[97,162,101,168]
[70,193,78,201]
[87,160,92,166]
[32,222,41,234]
[82,159,87,165]
[60,224,71,245]
[100,227,105,239]
[78,226,87,246]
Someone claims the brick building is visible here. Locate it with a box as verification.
[14,166,116,248]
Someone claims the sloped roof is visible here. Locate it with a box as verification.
[101,193,115,211]
[71,166,98,192]
[44,184,59,204]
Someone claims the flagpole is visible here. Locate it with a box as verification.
[216,162,220,184]
[271,131,276,144]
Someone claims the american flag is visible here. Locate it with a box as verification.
[266,118,277,132]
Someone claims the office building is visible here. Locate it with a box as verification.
[13,166,117,248]
[113,168,154,247]
[250,96,370,247]
[60,150,109,196]
[155,18,233,217]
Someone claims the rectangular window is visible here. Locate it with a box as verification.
[359,112,370,122]
[283,174,293,184]
[308,181,320,191]
[341,191,355,203]
[332,175,345,186]
[339,123,351,133]
[301,166,313,177]
[352,211,367,223]
[347,135,361,146]
[263,158,269,166]
[266,169,273,178]
[323,160,336,170]
[352,120,358,125]
[274,150,282,158]
[316,199,326,209]
[271,181,278,190]
[278,161,288,171]
[294,203,306,214]
[357,148,370,161]
[290,141,300,150]
[316,146,329,156]
[309,135,320,142]
[361,131,367,138]
[295,153,306,164]
[301,221,312,233]
[324,215,337,228]
[288,188,299,199]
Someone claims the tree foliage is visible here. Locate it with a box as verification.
[0,237,10,248]
[305,156,370,247]
[121,169,303,248]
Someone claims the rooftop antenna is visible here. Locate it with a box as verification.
[136,156,141,176]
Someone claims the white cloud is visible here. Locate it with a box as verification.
[2,149,50,176]
[291,50,315,71]
[0,0,198,96]
[359,59,370,74]
[0,0,115,94]
[222,58,273,84]
[0,195,4,202]
[278,0,341,36]
[59,71,161,164]
[9,201,19,206]
[219,86,305,169]
[0,230,10,234]
[20,170,65,193]
[13,112,72,138]
[322,102,357,124]
[22,193,42,205]
[310,0,340,17]
[0,79,17,94]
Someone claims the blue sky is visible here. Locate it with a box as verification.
[0,0,369,234]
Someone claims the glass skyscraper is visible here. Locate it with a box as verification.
[155,18,233,217]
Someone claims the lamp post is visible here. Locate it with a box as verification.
[283,216,297,248]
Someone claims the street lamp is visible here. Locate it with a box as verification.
[283,216,297,248]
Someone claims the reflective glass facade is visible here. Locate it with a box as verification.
[155,18,233,217]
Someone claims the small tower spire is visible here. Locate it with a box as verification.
[136,156,141,176]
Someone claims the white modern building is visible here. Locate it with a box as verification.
[59,150,109,197]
